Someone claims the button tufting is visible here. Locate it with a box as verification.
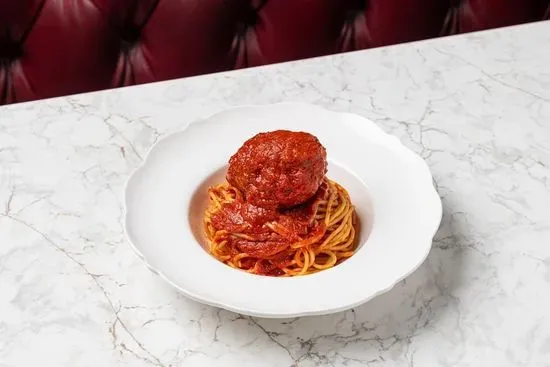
[0,42,22,60]
[450,0,463,8]
[236,4,260,35]
[349,0,367,12]
[345,0,367,22]
[244,5,259,26]
[120,27,141,48]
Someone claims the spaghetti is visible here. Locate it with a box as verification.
[204,178,357,276]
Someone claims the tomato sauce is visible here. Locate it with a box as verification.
[210,181,328,270]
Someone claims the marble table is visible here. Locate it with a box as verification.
[1,21,549,367]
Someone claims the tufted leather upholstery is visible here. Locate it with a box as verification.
[1,0,549,105]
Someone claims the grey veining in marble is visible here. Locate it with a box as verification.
[1,21,550,367]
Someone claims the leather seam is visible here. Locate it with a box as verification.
[138,0,161,30]
[18,0,47,45]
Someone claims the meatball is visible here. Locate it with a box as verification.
[227,130,327,209]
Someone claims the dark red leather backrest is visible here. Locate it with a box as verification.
[1,0,548,105]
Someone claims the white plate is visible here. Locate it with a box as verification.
[124,102,442,318]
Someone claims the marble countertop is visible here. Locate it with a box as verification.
[1,21,550,367]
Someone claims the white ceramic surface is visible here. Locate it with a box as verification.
[1,22,550,367]
[124,103,442,317]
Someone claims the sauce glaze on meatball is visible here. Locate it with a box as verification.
[226,130,327,209]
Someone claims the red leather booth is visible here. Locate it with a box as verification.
[1,0,548,105]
